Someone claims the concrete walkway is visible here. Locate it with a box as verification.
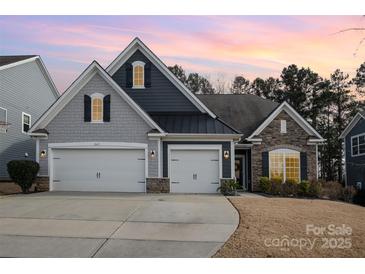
[0,192,238,257]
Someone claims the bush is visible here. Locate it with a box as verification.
[321,181,343,200]
[270,177,282,195]
[342,186,357,203]
[7,160,39,194]
[217,179,240,196]
[308,180,322,198]
[259,177,271,193]
[353,189,365,206]
[298,180,310,196]
[282,179,298,196]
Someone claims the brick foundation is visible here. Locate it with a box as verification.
[35,177,49,192]
[146,177,170,193]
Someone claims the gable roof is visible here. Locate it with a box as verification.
[106,37,216,118]
[0,55,59,98]
[29,61,165,134]
[339,111,365,139]
[197,94,279,136]
[247,101,324,142]
[0,55,37,67]
[198,94,324,142]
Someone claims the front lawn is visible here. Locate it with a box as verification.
[214,196,365,257]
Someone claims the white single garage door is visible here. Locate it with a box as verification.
[51,149,146,192]
[170,149,220,193]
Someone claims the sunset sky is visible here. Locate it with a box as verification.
[1,16,365,93]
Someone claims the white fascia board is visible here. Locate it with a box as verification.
[30,61,165,134]
[106,38,216,118]
[35,57,60,98]
[247,102,324,140]
[339,112,364,139]
[28,132,48,137]
[48,141,147,149]
[0,56,38,71]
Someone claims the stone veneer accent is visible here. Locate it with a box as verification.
[146,177,170,193]
[251,110,317,191]
[35,177,49,192]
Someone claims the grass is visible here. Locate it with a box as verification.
[214,195,365,258]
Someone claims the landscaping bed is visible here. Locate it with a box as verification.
[214,196,365,258]
[0,181,36,195]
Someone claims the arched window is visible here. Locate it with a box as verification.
[91,93,104,122]
[269,148,300,183]
[132,61,145,88]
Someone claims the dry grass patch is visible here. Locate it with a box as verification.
[0,182,35,195]
[214,196,365,258]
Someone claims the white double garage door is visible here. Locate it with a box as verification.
[50,144,221,193]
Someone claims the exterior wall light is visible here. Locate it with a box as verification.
[40,150,47,158]
[24,152,29,158]
[224,150,230,160]
[150,150,156,158]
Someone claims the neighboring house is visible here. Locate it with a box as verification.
[0,55,59,179]
[340,111,365,189]
[29,38,324,193]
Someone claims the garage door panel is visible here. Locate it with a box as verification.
[52,148,145,192]
[170,149,220,193]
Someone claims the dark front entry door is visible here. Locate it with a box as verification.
[235,155,247,190]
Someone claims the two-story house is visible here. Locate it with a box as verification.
[0,55,59,179]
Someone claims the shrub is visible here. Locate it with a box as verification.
[217,179,240,196]
[270,177,282,195]
[308,180,322,198]
[259,176,271,193]
[298,180,310,196]
[282,179,298,196]
[321,181,343,200]
[342,186,357,203]
[7,160,39,194]
[353,188,365,206]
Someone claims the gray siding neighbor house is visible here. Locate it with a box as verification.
[0,55,59,179]
[29,38,324,193]
[340,111,365,188]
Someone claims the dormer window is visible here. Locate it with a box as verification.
[132,61,145,88]
[91,93,104,122]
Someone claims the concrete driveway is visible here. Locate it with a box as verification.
[0,192,238,258]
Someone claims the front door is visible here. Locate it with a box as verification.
[235,155,247,190]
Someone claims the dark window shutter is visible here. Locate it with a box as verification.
[262,151,269,177]
[84,95,91,122]
[300,152,308,181]
[103,95,111,122]
[145,62,151,88]
[126,63,133,88]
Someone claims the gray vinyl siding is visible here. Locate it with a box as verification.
[0,60,57,179]
[111,50,200,113]
[148,139,158,177]
[345,118,365,186]
[39,72,156,176]
[162,141,232,178]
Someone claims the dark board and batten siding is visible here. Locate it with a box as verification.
[345,118,365,186]
[111,50,200,113]
[162,141,232,178]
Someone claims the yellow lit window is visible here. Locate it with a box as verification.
[92,97,103,122]
[269,149,300,183]
[133,65,144,87]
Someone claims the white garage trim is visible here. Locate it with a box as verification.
[48,142,148,192]
[167,144,222,192]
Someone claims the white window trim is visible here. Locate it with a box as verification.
[22,112,31,134]
[132,61,145,89]
[351,133,365,157]
[90,93,104,123]
[0,107,7,123]
[269,148,301,183]
[280,119,287,134]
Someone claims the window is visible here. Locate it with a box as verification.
[280,120,287,134]
[91,93,104,122]
[269,149,300,183]
[22,112,31,133]
[132,61,145,88]
[351,134,365,156]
